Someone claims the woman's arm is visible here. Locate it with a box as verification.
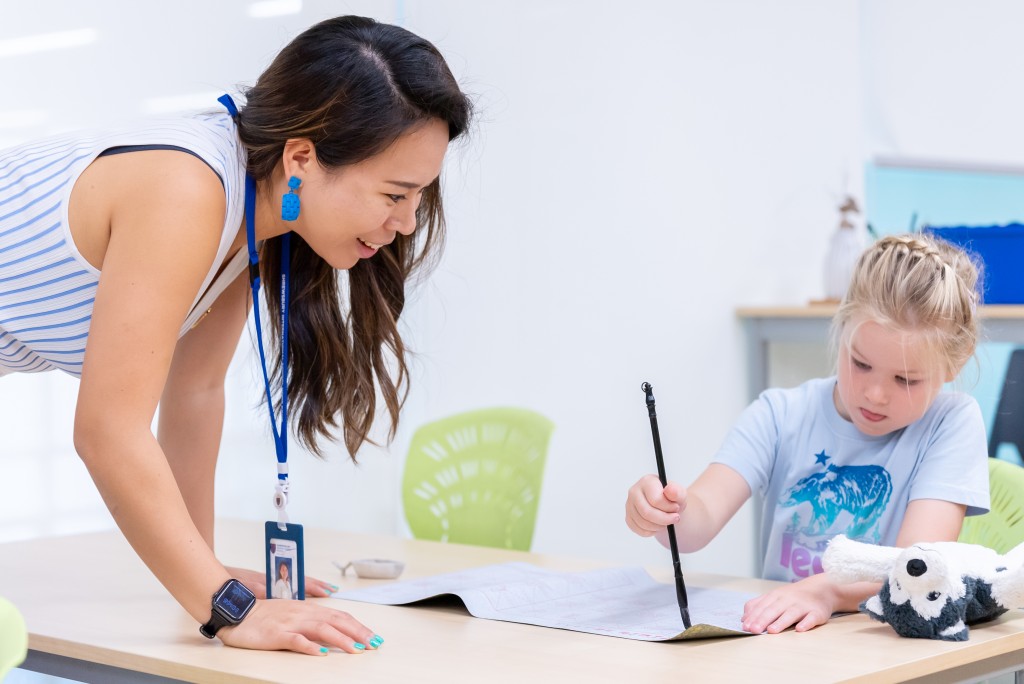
[158,269,339,598]
[158,270,249,550]
[73,150,233,623]
[71,151,369,653]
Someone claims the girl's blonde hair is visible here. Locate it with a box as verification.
[830,234,982,379]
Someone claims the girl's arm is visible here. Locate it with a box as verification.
[894,498,966,545]
[671,464,753,551]
[72,151,370,654]
[626,464,751,552]
[741,498,967,634]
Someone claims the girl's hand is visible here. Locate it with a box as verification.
[227,566,339,599]
[218,599,379,655]
[625,474,685,537]
[740,573,838,634]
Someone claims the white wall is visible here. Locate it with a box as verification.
[0,1,1020,580]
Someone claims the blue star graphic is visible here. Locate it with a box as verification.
[815,450,829,465]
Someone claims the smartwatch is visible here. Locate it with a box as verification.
[200,579,257,639]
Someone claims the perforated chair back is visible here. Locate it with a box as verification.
[402,407,554,551]
[959,458,1024,553]
[0,596,27,679]
[989,349,1024,460]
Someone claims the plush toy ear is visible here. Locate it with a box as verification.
[862,594,885,619]
[823,535,902,584]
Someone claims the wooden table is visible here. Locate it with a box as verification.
[7,519,1024,683]
[737,304,1024,400]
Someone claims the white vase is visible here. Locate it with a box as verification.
[823,226,867,300]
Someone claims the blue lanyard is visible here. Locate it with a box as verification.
[245,174,291,480]
[219,95,292,526]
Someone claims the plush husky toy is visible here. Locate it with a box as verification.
[821,534,1024,641]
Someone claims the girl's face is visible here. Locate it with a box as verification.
[279,563,289,580]
[286,118,450,270]
[834,320,951,437]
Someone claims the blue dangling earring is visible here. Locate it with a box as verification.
[281,176,301,221]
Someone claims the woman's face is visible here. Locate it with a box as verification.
[279,562,289,580]
[288,118,450,270]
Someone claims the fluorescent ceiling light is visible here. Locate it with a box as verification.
[247,0,302,18]
[0,28,97,58]
[142,91,224,115]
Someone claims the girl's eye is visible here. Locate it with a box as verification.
[853,359,870,371]
[386,194,405,203]
[896,376,919,387]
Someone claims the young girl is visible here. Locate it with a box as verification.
[625,234,990,634]
[0,16,471,655]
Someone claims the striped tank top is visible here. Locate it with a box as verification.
[0,110,247,378]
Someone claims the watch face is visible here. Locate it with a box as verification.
[215,580,256,621]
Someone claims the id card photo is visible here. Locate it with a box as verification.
[265,521,305,600]
[270,539,297,599]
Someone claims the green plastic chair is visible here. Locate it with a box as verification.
[959,458,1024,553]
[0,596,27,679]
[402,407,554,551]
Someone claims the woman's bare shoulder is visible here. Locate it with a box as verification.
[69,149,226,270]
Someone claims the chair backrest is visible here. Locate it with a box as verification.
[989,348,1024,459]
[402,407,554,551]
[0,596,27,679]
[958,458,1024,553]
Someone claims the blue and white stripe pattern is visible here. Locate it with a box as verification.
[0,111,246,378]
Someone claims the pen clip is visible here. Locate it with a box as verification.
[641,381,656,417]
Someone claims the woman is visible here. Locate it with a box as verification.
[0,15,471,655]
[273,561,293,601]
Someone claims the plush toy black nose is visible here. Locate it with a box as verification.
[907,559,927,577]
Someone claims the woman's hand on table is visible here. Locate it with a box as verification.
[227,566,340,599]
[219,599,382,655]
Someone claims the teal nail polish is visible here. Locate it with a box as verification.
[354,643,366,650]
[369,635,382,648]
[372,634,384,645]
[329,584,340,591]
[320,647,328,654]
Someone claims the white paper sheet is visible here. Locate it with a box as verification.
[334,562,758,641]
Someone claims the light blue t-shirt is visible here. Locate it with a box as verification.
[713,376,990,582]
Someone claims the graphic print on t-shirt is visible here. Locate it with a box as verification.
[777,450,892,578]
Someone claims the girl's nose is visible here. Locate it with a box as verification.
[865,382,888,405]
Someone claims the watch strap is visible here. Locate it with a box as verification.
[200,610,232,639]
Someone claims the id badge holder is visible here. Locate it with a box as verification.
[242,162,305,602]
[265,521,305,600]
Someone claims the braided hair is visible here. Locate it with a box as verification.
[830,234,982,379]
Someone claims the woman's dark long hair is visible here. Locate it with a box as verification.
[236,16,471,459]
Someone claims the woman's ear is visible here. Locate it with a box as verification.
[281,138,317,178]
